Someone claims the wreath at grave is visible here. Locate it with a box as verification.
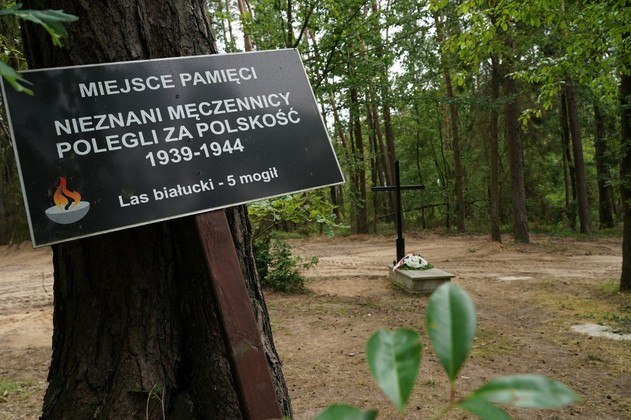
[393,254,434,271]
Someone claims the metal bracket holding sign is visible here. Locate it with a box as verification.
[1,49,344,247]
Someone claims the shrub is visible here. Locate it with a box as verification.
[254,238,317,293]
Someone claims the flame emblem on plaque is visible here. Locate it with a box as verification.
[45,177,90,224]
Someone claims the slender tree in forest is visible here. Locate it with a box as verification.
[20,0,291,417]
[237,0,254,51]
[350,82,369,234]
[369,0,396,217]
[560,92,578,230]
[503,33,530,243]
[564,81,592,234]
[434,11,465,233]
[489,55,502,242]
[593,101,615,229]
[620,71,631,292]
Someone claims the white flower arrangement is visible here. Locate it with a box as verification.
[393,253,434,271]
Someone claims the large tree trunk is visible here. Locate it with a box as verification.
[620,71,631,292]
[21,0,291,417]
[565,82,592,234]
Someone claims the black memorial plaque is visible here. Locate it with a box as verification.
[1,49,344,246]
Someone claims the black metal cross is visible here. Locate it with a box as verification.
[371,160,425,263]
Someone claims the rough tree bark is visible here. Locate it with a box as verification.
[21,0,291,418]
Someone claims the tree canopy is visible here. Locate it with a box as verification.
[2,0,630,282]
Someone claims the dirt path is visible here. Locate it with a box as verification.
[1,234,630,419]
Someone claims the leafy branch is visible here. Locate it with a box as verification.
[316,283,579,419]
[0,3,77,94]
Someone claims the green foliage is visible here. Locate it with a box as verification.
[426,281,476,383]
[465,375,578,409]
[0,3,77,46]
[458,396,511,419]
[0,60,31,94]
[0,378,30,398]
[248,192,335,293]
[207,0,628,241]
[317,283,578,418]
[0,2,77,94]
[248,192,345,239]
[366,328,421,411]
[315,404,377,420]
[253,238,317,293]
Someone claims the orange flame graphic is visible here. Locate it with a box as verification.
[53,177,82,210]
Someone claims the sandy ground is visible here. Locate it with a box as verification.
[1,233,630,419]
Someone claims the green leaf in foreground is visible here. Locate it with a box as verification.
[314,404,378,420]
[0,61,33,95]
[366,328,422,411]
[426,283,476,382]
[471,374,579,409]
[459,396,510,420]
[1,5,78,47]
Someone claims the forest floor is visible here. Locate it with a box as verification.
[0,233,630,419]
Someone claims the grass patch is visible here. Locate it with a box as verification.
[0,379,31,399]
[594,278,625,295]
[533,277,631,334]
[470,326,518,359]
[270,231,310,240]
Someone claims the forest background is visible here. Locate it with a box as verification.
[1,0,630,287]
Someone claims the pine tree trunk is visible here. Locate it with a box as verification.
[350,86,368,234]
[561,93,578,230]
[237,0,254,51]
[369,0,397,188]
[565,82,592,234]
[593,102,615,229]
[503,53,529,243]
[330,94,349,224]
[366,92,380,232]
[21,0,291,417]
[434,13,465,233]
[444,71,465,233]
[620,71,631,292]
[489,56,502,242]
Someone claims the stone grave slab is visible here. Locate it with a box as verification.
[388,267,455,294]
